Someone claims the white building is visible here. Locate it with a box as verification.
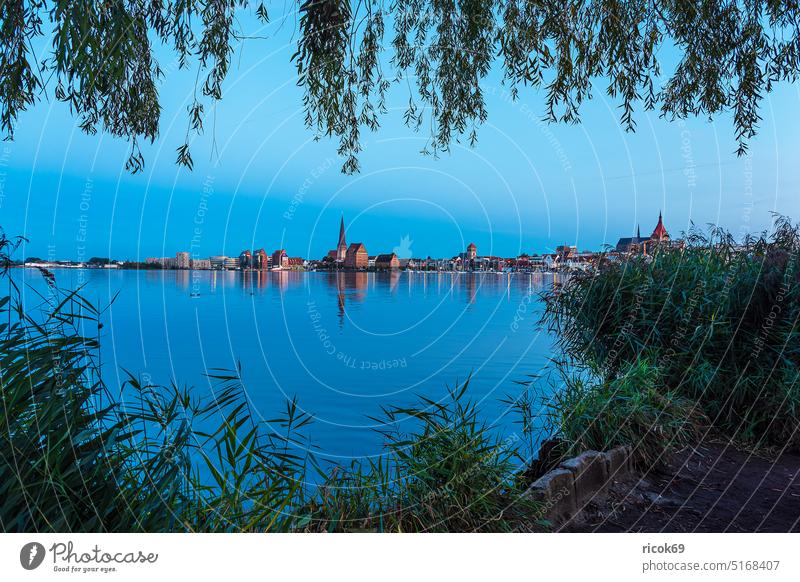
[191,258,211,270]
[176,252,190,269]
[209,256,228,270]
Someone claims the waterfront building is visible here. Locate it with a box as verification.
[239,250,252,269]
[516,254,530,269]
[472,256,505,271]
[209,255,228,270]
[191,258,211,270]
[554,251,596,271]
[145,257,175,268]
[467,242,477,260]
[286,257,305,269]
[175,252,190,269]
[345,242,368,269]
[253,248,269,270]
[375,252,399,270]
[527,255,550,270]
[556,245,577,258]
[223,257,239,270]
[272,249,288,269]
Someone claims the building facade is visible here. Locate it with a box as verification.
[286,257,305,268]
[209,256,225,269]
[272,249,288,269]
[375,252,399,270]
[253,248,269,270]
[191,258,211,269]
[239,250,252,269]
[175,252,190,269]
[345,243,368,269]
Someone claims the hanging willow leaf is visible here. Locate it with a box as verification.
[1,1,798,174]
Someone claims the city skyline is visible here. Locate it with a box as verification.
[17,211,674,266]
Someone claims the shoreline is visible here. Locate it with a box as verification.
[11,264,568,275]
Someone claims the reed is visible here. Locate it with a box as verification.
[542,216,800,451]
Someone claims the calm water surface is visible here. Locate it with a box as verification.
[13,269,557,460]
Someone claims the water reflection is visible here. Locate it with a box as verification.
[11,267,557,458]
[144,269,556,301]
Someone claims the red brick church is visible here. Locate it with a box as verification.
[616,212,671,254]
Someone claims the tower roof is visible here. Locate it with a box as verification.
[651,211,668,240]
[467,242,477,250]
[338,215,347,249]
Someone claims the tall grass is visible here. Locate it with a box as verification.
[310,382,541,532]
[0,232,540,532]
[1,236,312,531]
[543,216,800,450]
[541,359,706,467]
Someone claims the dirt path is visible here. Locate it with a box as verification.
[564,440,800,533]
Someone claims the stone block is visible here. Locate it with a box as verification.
[560,450,608,505]
[527,467,576,522]
[604,445,631,478]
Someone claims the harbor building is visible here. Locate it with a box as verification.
[175,252,190,269]
[375,253,400,270]
[190,258,211,270]
[253,248,269,270]
[345,242,368,269]
[239,250,252,269]
[272,249,288,269]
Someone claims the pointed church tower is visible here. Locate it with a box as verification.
[651,211,669,241]
[336,215,348,261]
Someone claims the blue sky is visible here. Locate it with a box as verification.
[1,8,798,261]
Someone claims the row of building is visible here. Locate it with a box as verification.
[146,249,305,271]
[143,213,674,273]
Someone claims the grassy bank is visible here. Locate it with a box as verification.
[542,216,800,454]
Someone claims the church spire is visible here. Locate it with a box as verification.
[338,215,346,249]
[336,215,348,262]
[651,211,669,241]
